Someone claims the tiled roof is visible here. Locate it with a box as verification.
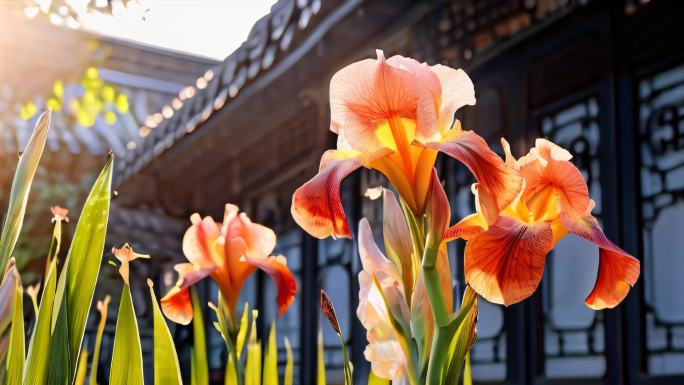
[114,0,332,186]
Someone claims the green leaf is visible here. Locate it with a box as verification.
[0,111,50,275]
[244,312,261,385]
[463,352,472,385]
[368,371,389,385]
[50,153,113,383]
[148,280,182,385]
[6,264,24,385]
[284,337,293,385]
[23,259,57,385]
[109,284,143,385]
[317,329,325,385]
[443,286,478,384]
[224,356,238,385]
[263,322,278,385]
[73,348,88,385]
[191,287,209,385]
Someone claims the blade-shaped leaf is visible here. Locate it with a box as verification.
[284,337,293,385]
[0,111,50,275]
[236,302,250,360]
[191,287,208,385]
[23,259,57,385]
[109,284,143,385]
[444,286,478,384]
[50,153,112,383]
[6,264,24,384]
[245,312,261,385]
[148,279,182,385]
[263,322,278,385]
[73,348,88,385]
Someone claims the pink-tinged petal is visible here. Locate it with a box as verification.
[421,131,522,225]
[560,213,640,309]
[382,189,414,290]
[174,263,215,289]
[386,55,443,141]
[465,216,553,306]
[364,340,408,382]
[238,213,277,258]
[247,255,297,316]
[429,65,475,135]
[161,286,193,325]
[358,218,410,324]
[330,50,436,153]
[291,150,363,239]
[182,214,221,268]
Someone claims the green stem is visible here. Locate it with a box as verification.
[226,334,244,385]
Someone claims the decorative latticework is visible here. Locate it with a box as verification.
[538,96,606,378]
[639,63,684,375]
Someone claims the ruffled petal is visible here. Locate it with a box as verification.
[247,255,297,316]
[182,213,221,268]
[465,216,553,306]
[429,65,475,135]
[420,131,522,225]
[330,50,436,153]
[520,139,590,220]
[560,213,640,309]
[364,340,408,382]
[161,286,193,325]
[358,218,410,327]
[291,150,364,239]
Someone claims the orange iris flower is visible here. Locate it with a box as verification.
[161,204,297,325]
[291,50,521,239]
[448,139,640,309]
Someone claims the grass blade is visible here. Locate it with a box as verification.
[244,312,261,385]
[23,259,57,385]
[317,329,325,385]
[148,279,182,385]
[263,322,278,385]
[0,111,50,275]
[73,348,88,385]
[109,284,143,385]
[6,263,24,384]
[191,287,208,385]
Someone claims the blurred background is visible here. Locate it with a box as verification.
[1,0,682,384]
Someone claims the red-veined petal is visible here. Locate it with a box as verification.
[291,150,364,239]
[161,286,193,325]
[330,50,436,153]
[420,131,522,225]
[560,213,640,309]
[247,255,297,316]
[465,216,553,306]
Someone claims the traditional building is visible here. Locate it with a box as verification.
[64,0,684,384]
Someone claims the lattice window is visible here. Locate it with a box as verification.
[539,96,606,378]
[639,63,684,376]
